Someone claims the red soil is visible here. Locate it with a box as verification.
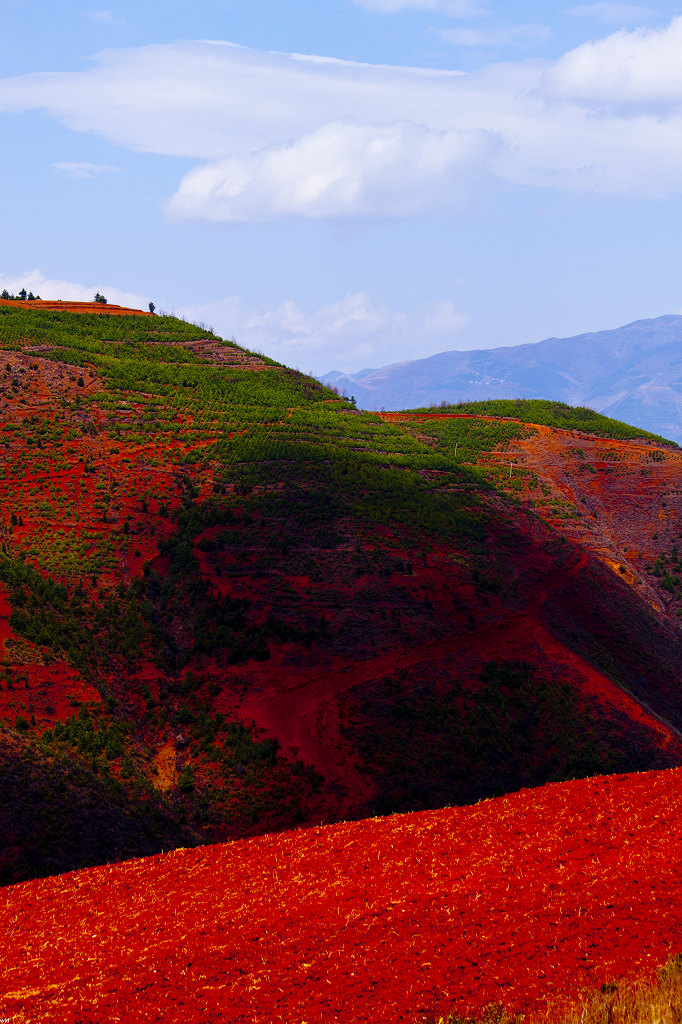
[509,423,682,567]
[447,542,677,747]
[0,585,99,727]
[2,768,682,1023]
[0,585,12,643]
[0,661,101,729]
[0,298,151,316]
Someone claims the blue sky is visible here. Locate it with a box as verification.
[2,0,682,374]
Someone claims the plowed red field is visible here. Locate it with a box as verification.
[0,299,151,316]
[2,768,682,1023]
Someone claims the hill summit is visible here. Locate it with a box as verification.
[321,314,682,443]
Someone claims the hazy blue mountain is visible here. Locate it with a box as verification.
[320,315,682,442]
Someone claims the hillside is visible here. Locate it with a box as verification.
[2,767,682,1023]
[2,300,682,884]
[321,315,682,443]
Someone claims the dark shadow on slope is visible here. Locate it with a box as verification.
[0,729,199,887]
[345,661,674,819]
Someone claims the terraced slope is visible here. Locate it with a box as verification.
[2,768,682,1023]
[1,302,682,884]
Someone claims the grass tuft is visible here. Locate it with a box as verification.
[421,957,682,1024]
[549,958,682,1024]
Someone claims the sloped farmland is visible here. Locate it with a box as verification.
[2,768,682,1023]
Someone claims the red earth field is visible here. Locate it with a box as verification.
[0,298,152,316]
[2,767,682,1023]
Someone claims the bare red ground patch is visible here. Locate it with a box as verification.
[0,585,12,643]
[2,768,682,1023]
[0,298,151,316]
[0,584,99,726]
[0,663,100,728]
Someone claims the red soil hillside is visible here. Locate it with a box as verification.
[368,412,682,743]
[379,412,682,619]
[2,767,682,1024]
[3,303,682,885]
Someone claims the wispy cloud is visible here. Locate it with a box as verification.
[439,23,551,47]
[87,9,126,24]
[567,3,657,24]
[352,0,488,15]
[178,292,471,373]
[52,161,120,178]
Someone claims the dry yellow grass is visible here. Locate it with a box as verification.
[426,957,682,1024]
[546,957,682,1024]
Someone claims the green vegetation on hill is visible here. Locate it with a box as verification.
[415,398,674,444]
[0,304,503,557]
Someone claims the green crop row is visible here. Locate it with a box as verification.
[413,398,673,444]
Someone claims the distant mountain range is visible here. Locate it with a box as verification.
[321,315,682,442]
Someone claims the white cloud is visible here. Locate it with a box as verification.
[5,30,682,216]
[166,120,499,222]
[422,301,470,333]
[87,10,125,23]
[177,292,471,373]
[352,0,488,14]
[52,161,119,178]
[439,23,551,47]
[567,3,657,24]
[0,42,469,161]
[546,15,682,107]
[0,270,149,310]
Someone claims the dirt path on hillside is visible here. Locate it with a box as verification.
[241,541,678,818]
